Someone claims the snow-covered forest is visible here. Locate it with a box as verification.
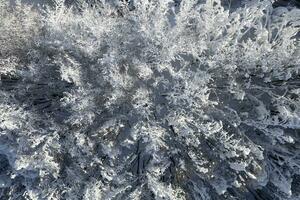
[0,0,300,199]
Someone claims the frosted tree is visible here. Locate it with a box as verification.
[0,0,300,199]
